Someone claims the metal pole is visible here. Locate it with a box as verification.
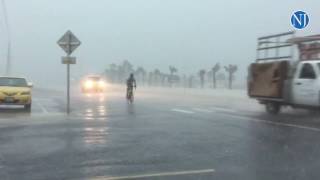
[67,62,70,114]
[2,0,11,75]
[6,42,11,75]
[213,72,216,89]
[66,32,71,114]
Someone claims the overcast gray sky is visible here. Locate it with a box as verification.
[0,0,319,86]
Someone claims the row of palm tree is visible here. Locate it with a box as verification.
[105,61,178,86]
[197,63,238,89]
[104,60,238,89]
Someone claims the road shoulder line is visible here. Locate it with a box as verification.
[171,108,194,114]
[224,113,320,132]
[92,169,215,180]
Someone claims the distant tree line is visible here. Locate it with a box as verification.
[104,60,238,89]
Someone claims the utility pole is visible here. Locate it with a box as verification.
[6,41,11,75]
[2,0,11,75]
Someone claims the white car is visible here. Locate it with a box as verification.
[81,75,107,93]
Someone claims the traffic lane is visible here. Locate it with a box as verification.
[1,86,319,139]
[0,111,318,180]
[246,109,320,127]
[170,104,320,131]
[0,88,68,122]
[0,87,145,126]
[1,100,320,180]
[76,92,320,180]
[0,95,212,180]
[0,97,64,122]
[167,109,320,180]
[1,111,217,179]
[27,87,320,149]
[143,90,320,129]
[136,87,320,120]
[1,87,319,179]
[68,88,179,120]
[0,100,64,131]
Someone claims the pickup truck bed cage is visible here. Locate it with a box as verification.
[256,31,295,62]
[288,34,320,60]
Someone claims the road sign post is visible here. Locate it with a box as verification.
[57,30,81,114]
[67,62,70,113]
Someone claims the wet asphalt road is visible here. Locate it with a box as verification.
[1,87,320,180]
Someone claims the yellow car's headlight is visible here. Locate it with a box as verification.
[21,91,31,95]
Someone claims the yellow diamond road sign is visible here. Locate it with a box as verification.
[57,30,81,55]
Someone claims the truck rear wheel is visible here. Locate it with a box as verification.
[265,102,281,115]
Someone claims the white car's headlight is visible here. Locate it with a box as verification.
[84,80,94,89]
[98,80,106,88]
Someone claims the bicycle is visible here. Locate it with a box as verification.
[127,87,135,103]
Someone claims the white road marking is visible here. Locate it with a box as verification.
[211,107,237,113]
[193,108,213,113]
[34,98,58,106]
[34,97,61,101]
[35,100,49,114]
[171,108,194,114]
[93,169,215,180]
[223,114,320,132]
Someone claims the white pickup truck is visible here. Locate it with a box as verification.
[248,31,320,114]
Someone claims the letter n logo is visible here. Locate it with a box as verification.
[291,11,309,29]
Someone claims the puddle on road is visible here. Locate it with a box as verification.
[83,127,109,146]
[81,105,110,147]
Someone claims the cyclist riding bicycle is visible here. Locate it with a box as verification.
[126,73,136,100]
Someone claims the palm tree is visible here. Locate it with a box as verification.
[153,69,161,85]
[198,69,206,88]
[169,66,177,75]
[212,63,220,89]
[224,64,238,89]
[169,66,178,87]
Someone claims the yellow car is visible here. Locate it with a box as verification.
[81,75,107,93]
[0,77,32,110]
